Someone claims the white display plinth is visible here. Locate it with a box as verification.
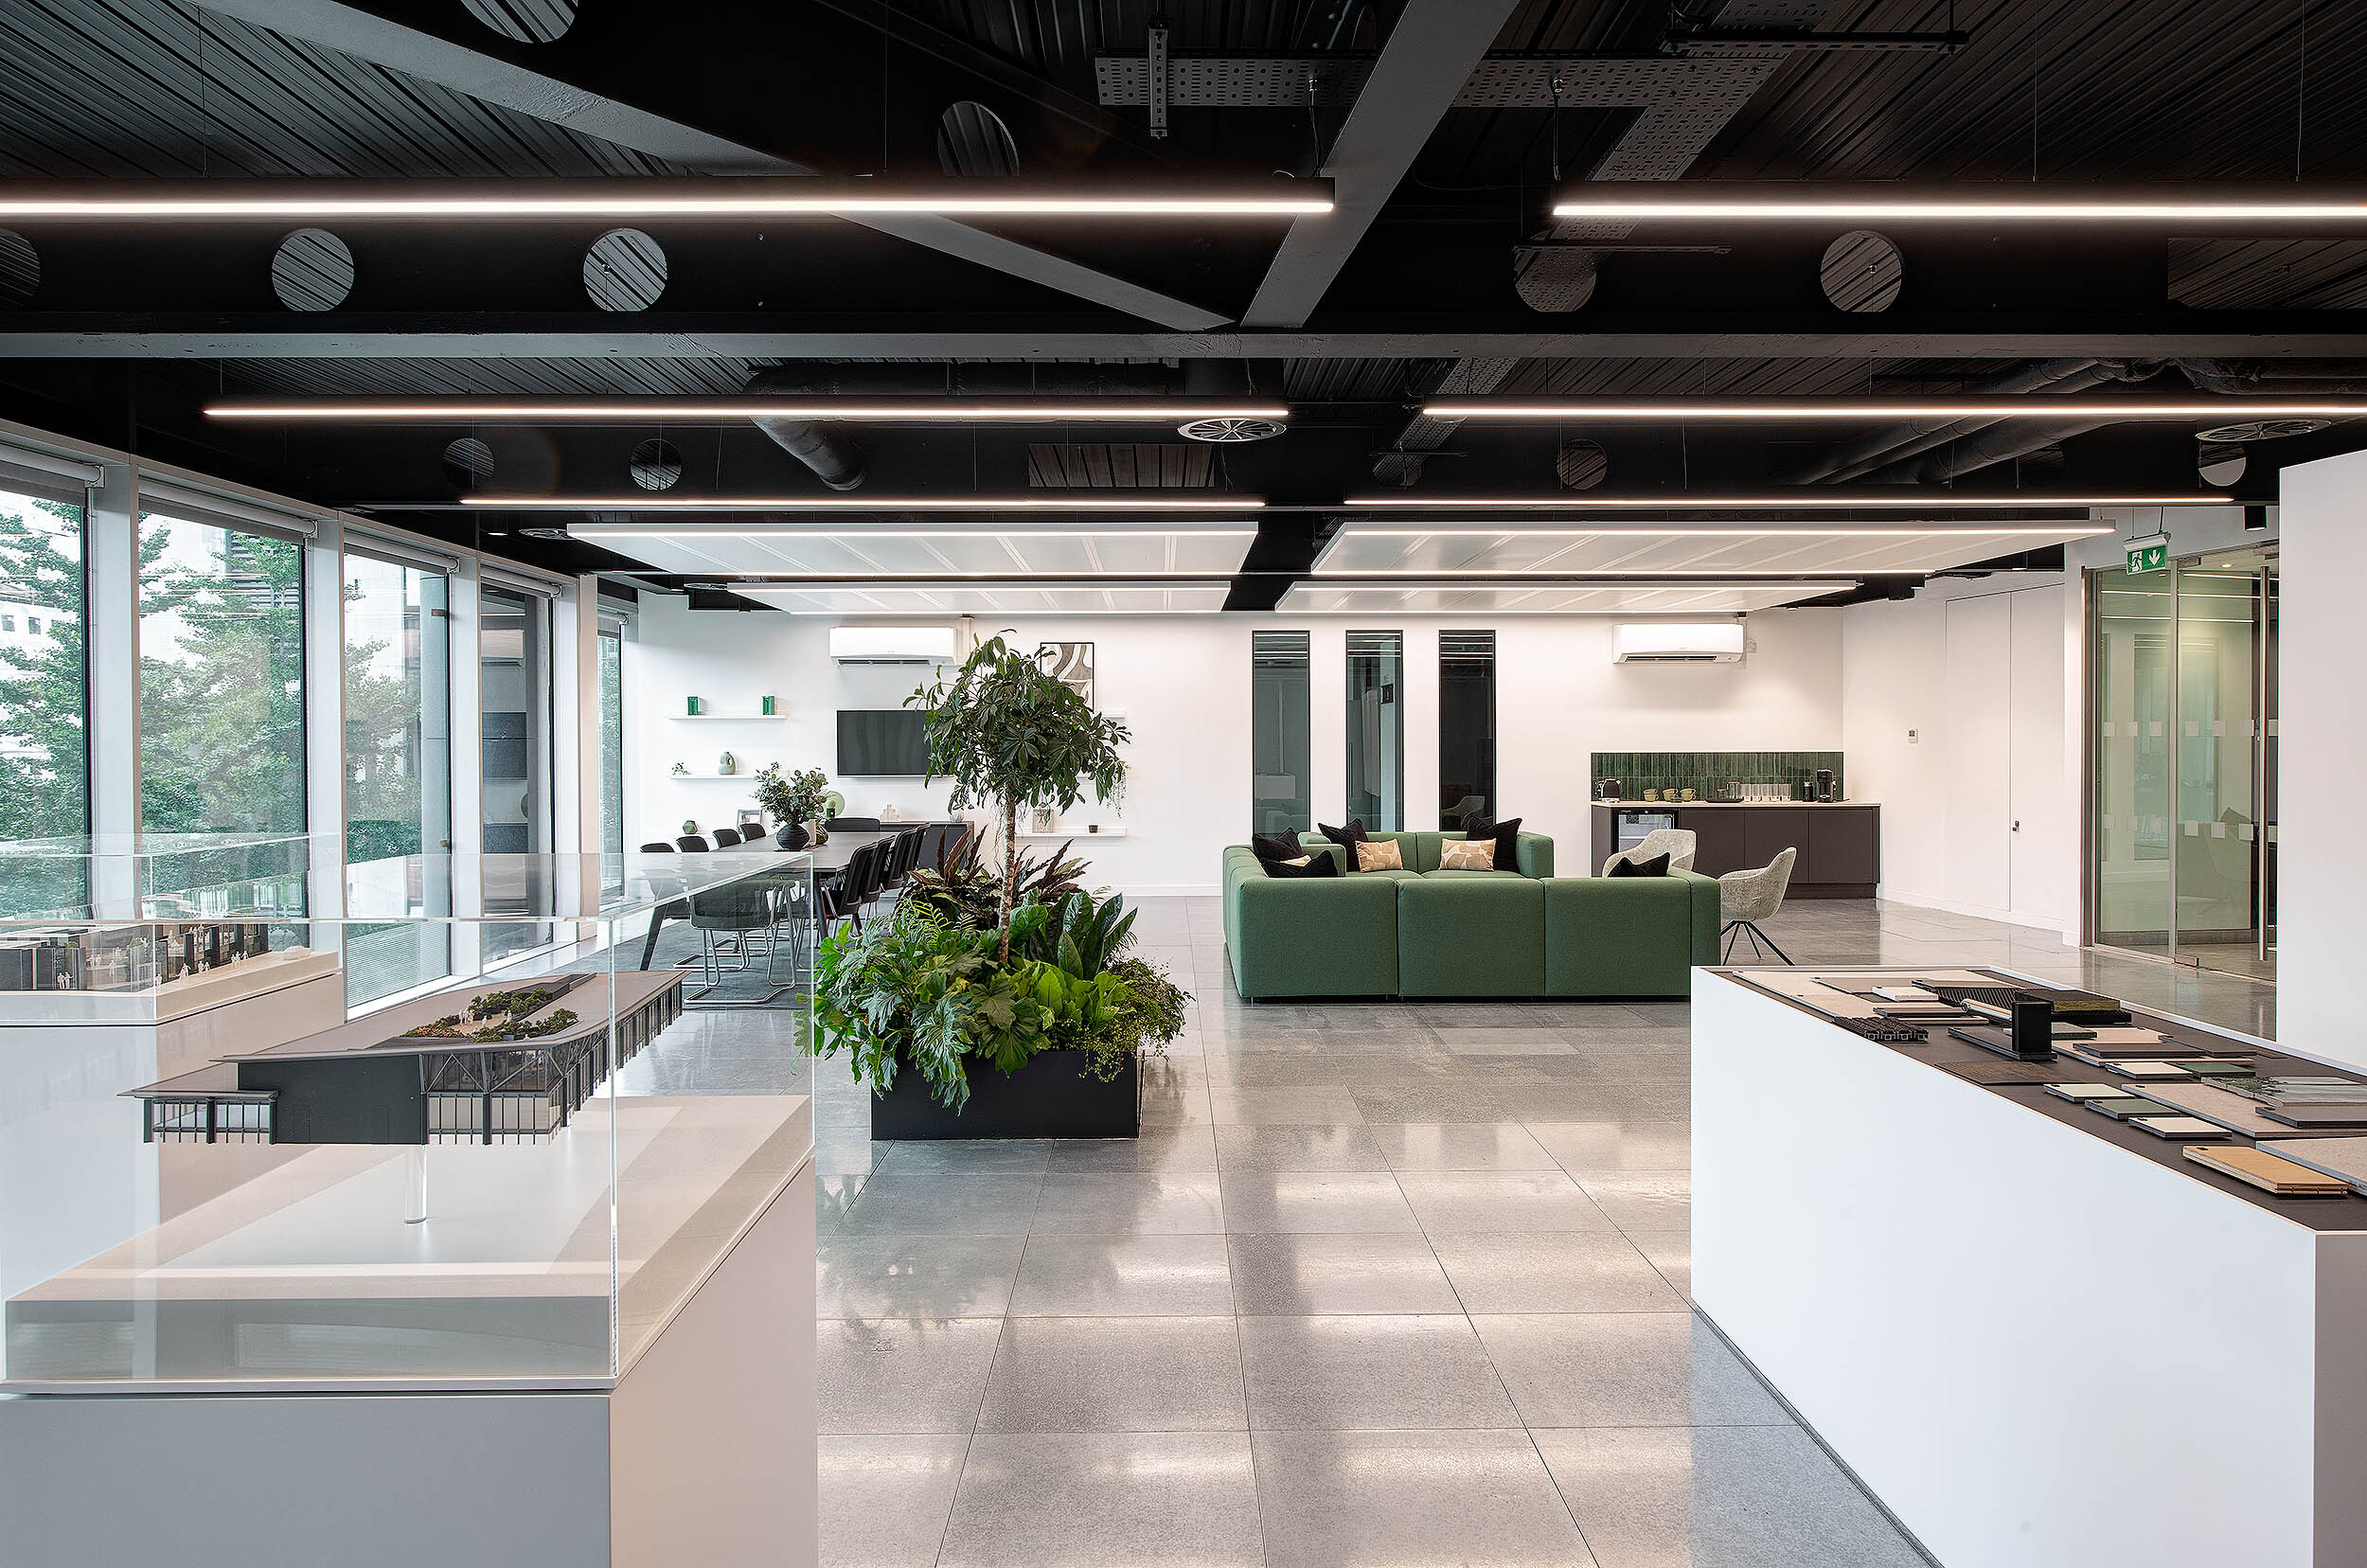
[1693,968,2367,1568]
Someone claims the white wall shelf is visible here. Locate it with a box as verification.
[668,774,766,782]
[667,713,786,722]
[1019,828,1129,840]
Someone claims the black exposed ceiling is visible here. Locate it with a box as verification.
[0,0,2359,599]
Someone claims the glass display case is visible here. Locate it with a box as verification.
[0,844,816,1392]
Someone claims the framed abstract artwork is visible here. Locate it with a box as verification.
[1038,640,1095,708]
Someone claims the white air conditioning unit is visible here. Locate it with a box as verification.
[828,625,958,666]
[1612,622,1746,666]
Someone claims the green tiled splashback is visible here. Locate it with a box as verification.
[1591,751,1843,802]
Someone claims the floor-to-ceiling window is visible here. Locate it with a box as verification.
[1439,630,1496,829]
[2091,543,2277,979]
[479,582,552,965]
[137,512,306,900]
[0,479,88,914]
[597,621,626,876]
[343,551,452,1007]
[1345,631,1404,830]
[1251,631,1311,837]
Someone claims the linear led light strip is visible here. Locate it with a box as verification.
[1549,193,2367,223]
[1424,400,2367,420]
[210,401,1293,423]
[567,526,1258,540]
[1304,579,1855,592]
[726,576,1236,585]
[1346,495,2235,510]
[1334,524,2116,538]
[466,496,1261,511]
[1317,568,1895,579]
[0,193,1329,220]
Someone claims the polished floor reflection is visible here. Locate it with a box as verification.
[807,896,2270,1567]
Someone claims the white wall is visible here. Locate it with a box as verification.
[2275,454,2362,1066]
[1842,505,2272,940]
[626,603,1847,896]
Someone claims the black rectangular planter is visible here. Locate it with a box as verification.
[869,1051,1140,1140]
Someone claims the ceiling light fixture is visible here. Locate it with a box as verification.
[565,524,1259,541]
[1290,579,1856,595]
[0,179,1332,221]
[464,495,1262,512]
[208,398,1295,424]
[1423,398,2367,421]
[1345,495,2236,510]
[1549,184,2367,223]
[1333,524,2116,538]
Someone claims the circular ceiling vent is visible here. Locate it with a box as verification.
[1178,415,1287,443]
[2198,418,2330,443]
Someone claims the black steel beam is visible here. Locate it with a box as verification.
[9,312,2367,360]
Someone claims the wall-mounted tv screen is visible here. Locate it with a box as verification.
[837,709,932,776]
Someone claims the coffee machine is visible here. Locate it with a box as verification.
[1812,768,1837,803]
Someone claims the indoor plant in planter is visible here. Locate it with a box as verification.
[753,762,829,848]
[811,633,1178,1137]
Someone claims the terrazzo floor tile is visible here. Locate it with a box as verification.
[816,1434,970,1568]
[934,1432,1265,1568]
[1225,1233,1463,1316]
[1430,1231,1688,1315]
[1007,1233,1236,1317]
[1471,1312,1793,1429]
[974,1314,1247,1432]
[1251,1429,1599,1568]
[1237,1312,1520,1430]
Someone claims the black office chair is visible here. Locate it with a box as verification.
[685,869,792,1004]
[676,834,709,853]
[823,840,884,934]
[825,815,882,833]
[639,841,674,854]
[712,827,742,847]
[880,827,922,893]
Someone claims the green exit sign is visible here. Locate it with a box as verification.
[2127,538,2168,574]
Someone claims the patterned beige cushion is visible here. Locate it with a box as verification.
[1281,855,1311,866]
[1354,837,1404,871]
[1439,838,1496,870]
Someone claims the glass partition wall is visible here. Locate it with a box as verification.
[1345,631,1404,830]
[1251,631,1311,836]
[2091,543,2278,979]
[1439,631,1496,829]
[480,584,555,967]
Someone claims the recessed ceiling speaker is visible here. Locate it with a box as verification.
[460,0,576,44]
[2198,419,2330,443]
[271,228,353,311]
[1821,230,1902,312]
[441,437,495,489]
[936,102,1021,177]
[1557,438,1610,490]
[0,229,38,307]
[1513,245,1598,312]
[1178,415,1287,443]
[583,228,666,312]
[630,437,684,490]
[2198,449,2248,488]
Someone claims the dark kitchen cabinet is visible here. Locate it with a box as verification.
[1593,805,1880,899]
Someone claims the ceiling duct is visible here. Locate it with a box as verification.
[1179,360,1285,443]
[2174,360,2367,396]
[1781,360,2145,486]
[742,366,865,490]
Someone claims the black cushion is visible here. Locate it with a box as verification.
[1252,831,1306,864]
[1462,814,1523,870]
[1261,850,1338,879]
[1610,850,1671,878]
[1317,818,1368,852]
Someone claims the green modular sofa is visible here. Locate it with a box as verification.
[1220,829,1720,1001]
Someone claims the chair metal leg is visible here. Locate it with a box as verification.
[1724,919,1793,966]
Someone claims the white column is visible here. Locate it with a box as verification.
[447,556,485,983]
[2275,453,2367,1065]
[1308,621,1348,827]
[302,513,347,945]
[551,574,601,857]
[83,463,139,917]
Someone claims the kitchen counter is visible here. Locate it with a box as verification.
[1592,800,1880,896]
[1592,800,1877,809]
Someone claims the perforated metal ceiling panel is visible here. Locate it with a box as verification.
[568,523,1255,579]
[1313,522,2107,578]
[735,581,1233,615]
[1280,581,1842,615]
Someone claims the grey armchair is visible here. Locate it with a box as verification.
[1719,846,1798,964]
[1603,828,1698,876]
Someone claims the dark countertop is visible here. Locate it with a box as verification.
[1591,800,1878,809]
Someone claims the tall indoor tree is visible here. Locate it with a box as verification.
[911,634,1129,962]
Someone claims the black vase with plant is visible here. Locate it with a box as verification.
[753,761,829,848]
